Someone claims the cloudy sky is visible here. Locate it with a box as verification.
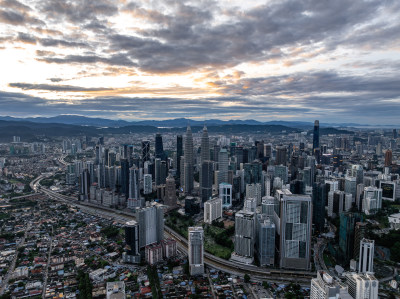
[0,0,399,124]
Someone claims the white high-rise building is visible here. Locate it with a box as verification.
[344,272,378,299]
[359,239,374,274]
[188,227,204,276]
[244,197,257,213]
[246,183,262,205]
[204,197,222,224]
[362,187,382,215]
[311,271,351,299]
[137,204,164,248]
[143,174,152,194]
[233,209,255,261]
[279,194,312,270]
[219,183,232,208]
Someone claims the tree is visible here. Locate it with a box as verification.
[391,242,400,262]
[244,274,250,283]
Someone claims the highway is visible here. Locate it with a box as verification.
[31,174,315,284]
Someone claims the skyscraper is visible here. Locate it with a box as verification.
[184,125,194,194]
[344,272,378,299]
[128,167,140,201]
[233,209,256,263]
[313,120,320,152]
[137,204,164,248]
[188,227,204,276]
[201,125,210,162]
[313,182,326,232]
[200,161,213,203]
[218,148,229,185]
[310,271,350,299]
[141,140,150,162]
[164,174,177,207]
[359,239,374,274]
[121,159,130,198]
[275,145,287,166]
[384,149,392,167]
[219,182,232,208]
[124,220,140,263]
[176,135,183,180]
[256,214,275,266]
[279,194,312,270]
[339,212,362,264]
[155,133,165,160]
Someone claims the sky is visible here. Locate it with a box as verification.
[0,0,399,124]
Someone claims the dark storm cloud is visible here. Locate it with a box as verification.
[9,83,113,92]
[39,38,89,48]
[0,8,43,25]
[103,0,393,73]
[36,0,118,23]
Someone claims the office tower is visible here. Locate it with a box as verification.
[201,125,210,162]
[200,161,213,203]
[218,148,229,185]
[246,183,262,205]
[155,133,165,160]
[128,168,140,200]
[160,160,167,184]
[244,197,257,212]
[137,204,164,248]
[213,144,220,162]
[262,196,275,216]
[141,140,150,162]
[344,273,378,299]
[265,177,271,196]
[256,140,264,159]
[104,148,109,166]
[121,159,130,198]
[274,165,288,184]
[275,145,287,166]
[279,194,312,270]
[356,183,365,210]
[310,271,350,299]
[188,227,204,276]
[143,174,152,195]
[359,239,374,274]
[339,212,362,264]
[354,222,368,261]
[219,183,232,208]
[79,169,90,201]
[86,161,95,184]
[313,182,326,232]
[256,214,275,266]
[248,146,257,162]
[328,191,352,217]
[164,174,177,207]
[124,220,140,263]
[384,149,392,167]
[393,129,398,139]
[362,186,382,215]
[345,176,357,201]
[234,209,256,261]
[176,135,183,180]
[235,146,244,166]
[184,124,194,194]
[154,158,161,186]
[204,197,222,224]
[244,161,262,185]
[264,144,272,158]
[350,165,364,186]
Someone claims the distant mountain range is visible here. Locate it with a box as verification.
[0,115,366,129]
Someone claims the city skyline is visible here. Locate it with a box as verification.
[0,0,399,124]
